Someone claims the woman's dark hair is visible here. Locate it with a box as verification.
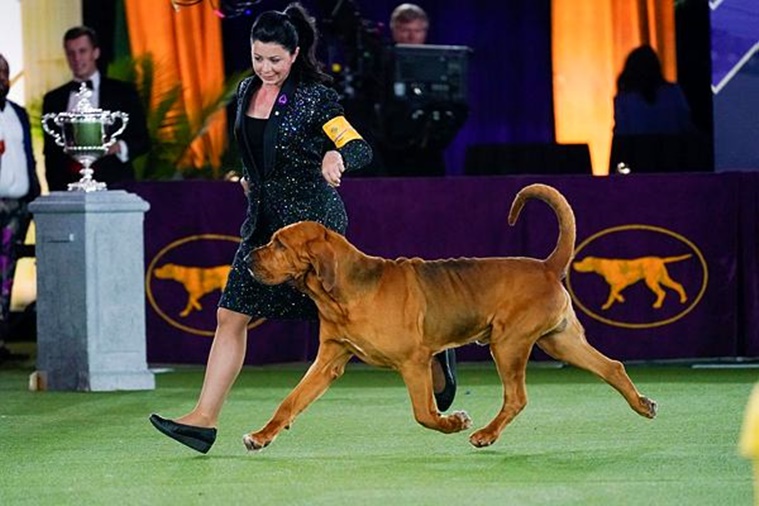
[616,45,667,104]
[250,2,331,84]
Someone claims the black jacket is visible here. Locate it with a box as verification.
[233,75,372,244]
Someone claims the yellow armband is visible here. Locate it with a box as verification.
[322,116,363,149]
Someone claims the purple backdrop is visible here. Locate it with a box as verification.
[124,172,759,366]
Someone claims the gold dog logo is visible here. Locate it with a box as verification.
[566,224,708,329]
[146,234,240,336]
[573,254,692,310]
[153,263,232,317]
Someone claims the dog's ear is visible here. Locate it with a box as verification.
[309,238,337,293]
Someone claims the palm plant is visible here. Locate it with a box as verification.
[108,54,249,180]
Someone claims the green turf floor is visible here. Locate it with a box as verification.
[0,358,756,505]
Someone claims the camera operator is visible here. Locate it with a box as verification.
[323,2,468,178]
[379,3,448,177]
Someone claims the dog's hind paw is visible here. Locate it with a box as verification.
[242,433,272,452]
[639,396,657,419]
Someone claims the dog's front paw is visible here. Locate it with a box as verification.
[638,396,658,419]
[469,428,498,448]
[442,410,473,432]
[242,432,274,452]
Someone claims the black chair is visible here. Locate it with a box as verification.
[464,143,592,176]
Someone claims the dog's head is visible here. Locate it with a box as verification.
[154,263,180,280]
[572,256,597,272]
[248,221,339,295]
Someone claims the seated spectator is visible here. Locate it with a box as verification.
[610,45,708,172]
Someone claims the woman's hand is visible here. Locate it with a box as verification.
[240,177,250,196]
[321,150,345,187]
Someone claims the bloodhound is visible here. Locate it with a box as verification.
[244,183,657,451]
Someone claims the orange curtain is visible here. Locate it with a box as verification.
[124,0,227,172]
[552,0,676,175]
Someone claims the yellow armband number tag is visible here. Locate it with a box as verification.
[322,116,363,149]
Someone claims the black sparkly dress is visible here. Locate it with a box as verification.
[218,75,372,319]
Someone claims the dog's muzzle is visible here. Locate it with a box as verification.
[244,248,264,280]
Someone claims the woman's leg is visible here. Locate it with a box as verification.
[174,308,262,428]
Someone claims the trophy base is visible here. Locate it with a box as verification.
[68,179,108,192]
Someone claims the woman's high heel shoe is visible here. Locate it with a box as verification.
[433,349,457,411]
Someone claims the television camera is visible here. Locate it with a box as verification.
[319,0,471,155]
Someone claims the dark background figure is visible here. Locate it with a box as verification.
[42,26,150,191]
[0,54,40,363]
[613,45,695,136]
[610,44,709,173]
[323,2,468,178]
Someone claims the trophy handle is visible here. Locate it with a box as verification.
[103,112,130,148]
[41,113,66,147]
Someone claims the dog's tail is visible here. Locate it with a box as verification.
[508,183,576,279]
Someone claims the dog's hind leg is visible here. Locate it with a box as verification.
[469,338,532,448]
[243,340,352,452]
[536,313,657,419]
[644,278,668,308]
[656,272,688,304]
[398,356,472,434]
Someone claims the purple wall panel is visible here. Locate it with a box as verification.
[125,172,757,365]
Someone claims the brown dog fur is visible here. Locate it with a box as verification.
[244,183,657,450]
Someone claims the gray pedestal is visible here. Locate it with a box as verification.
[29,190,155,391]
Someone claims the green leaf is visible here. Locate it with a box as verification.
[107,54,249,180]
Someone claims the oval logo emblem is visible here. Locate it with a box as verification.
[566,224,708,329]
[146,234,240,336]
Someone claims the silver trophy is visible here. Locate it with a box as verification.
[42,83,129,192]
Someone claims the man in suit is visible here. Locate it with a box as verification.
[0,53,40,362]
[42,26,150,191]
